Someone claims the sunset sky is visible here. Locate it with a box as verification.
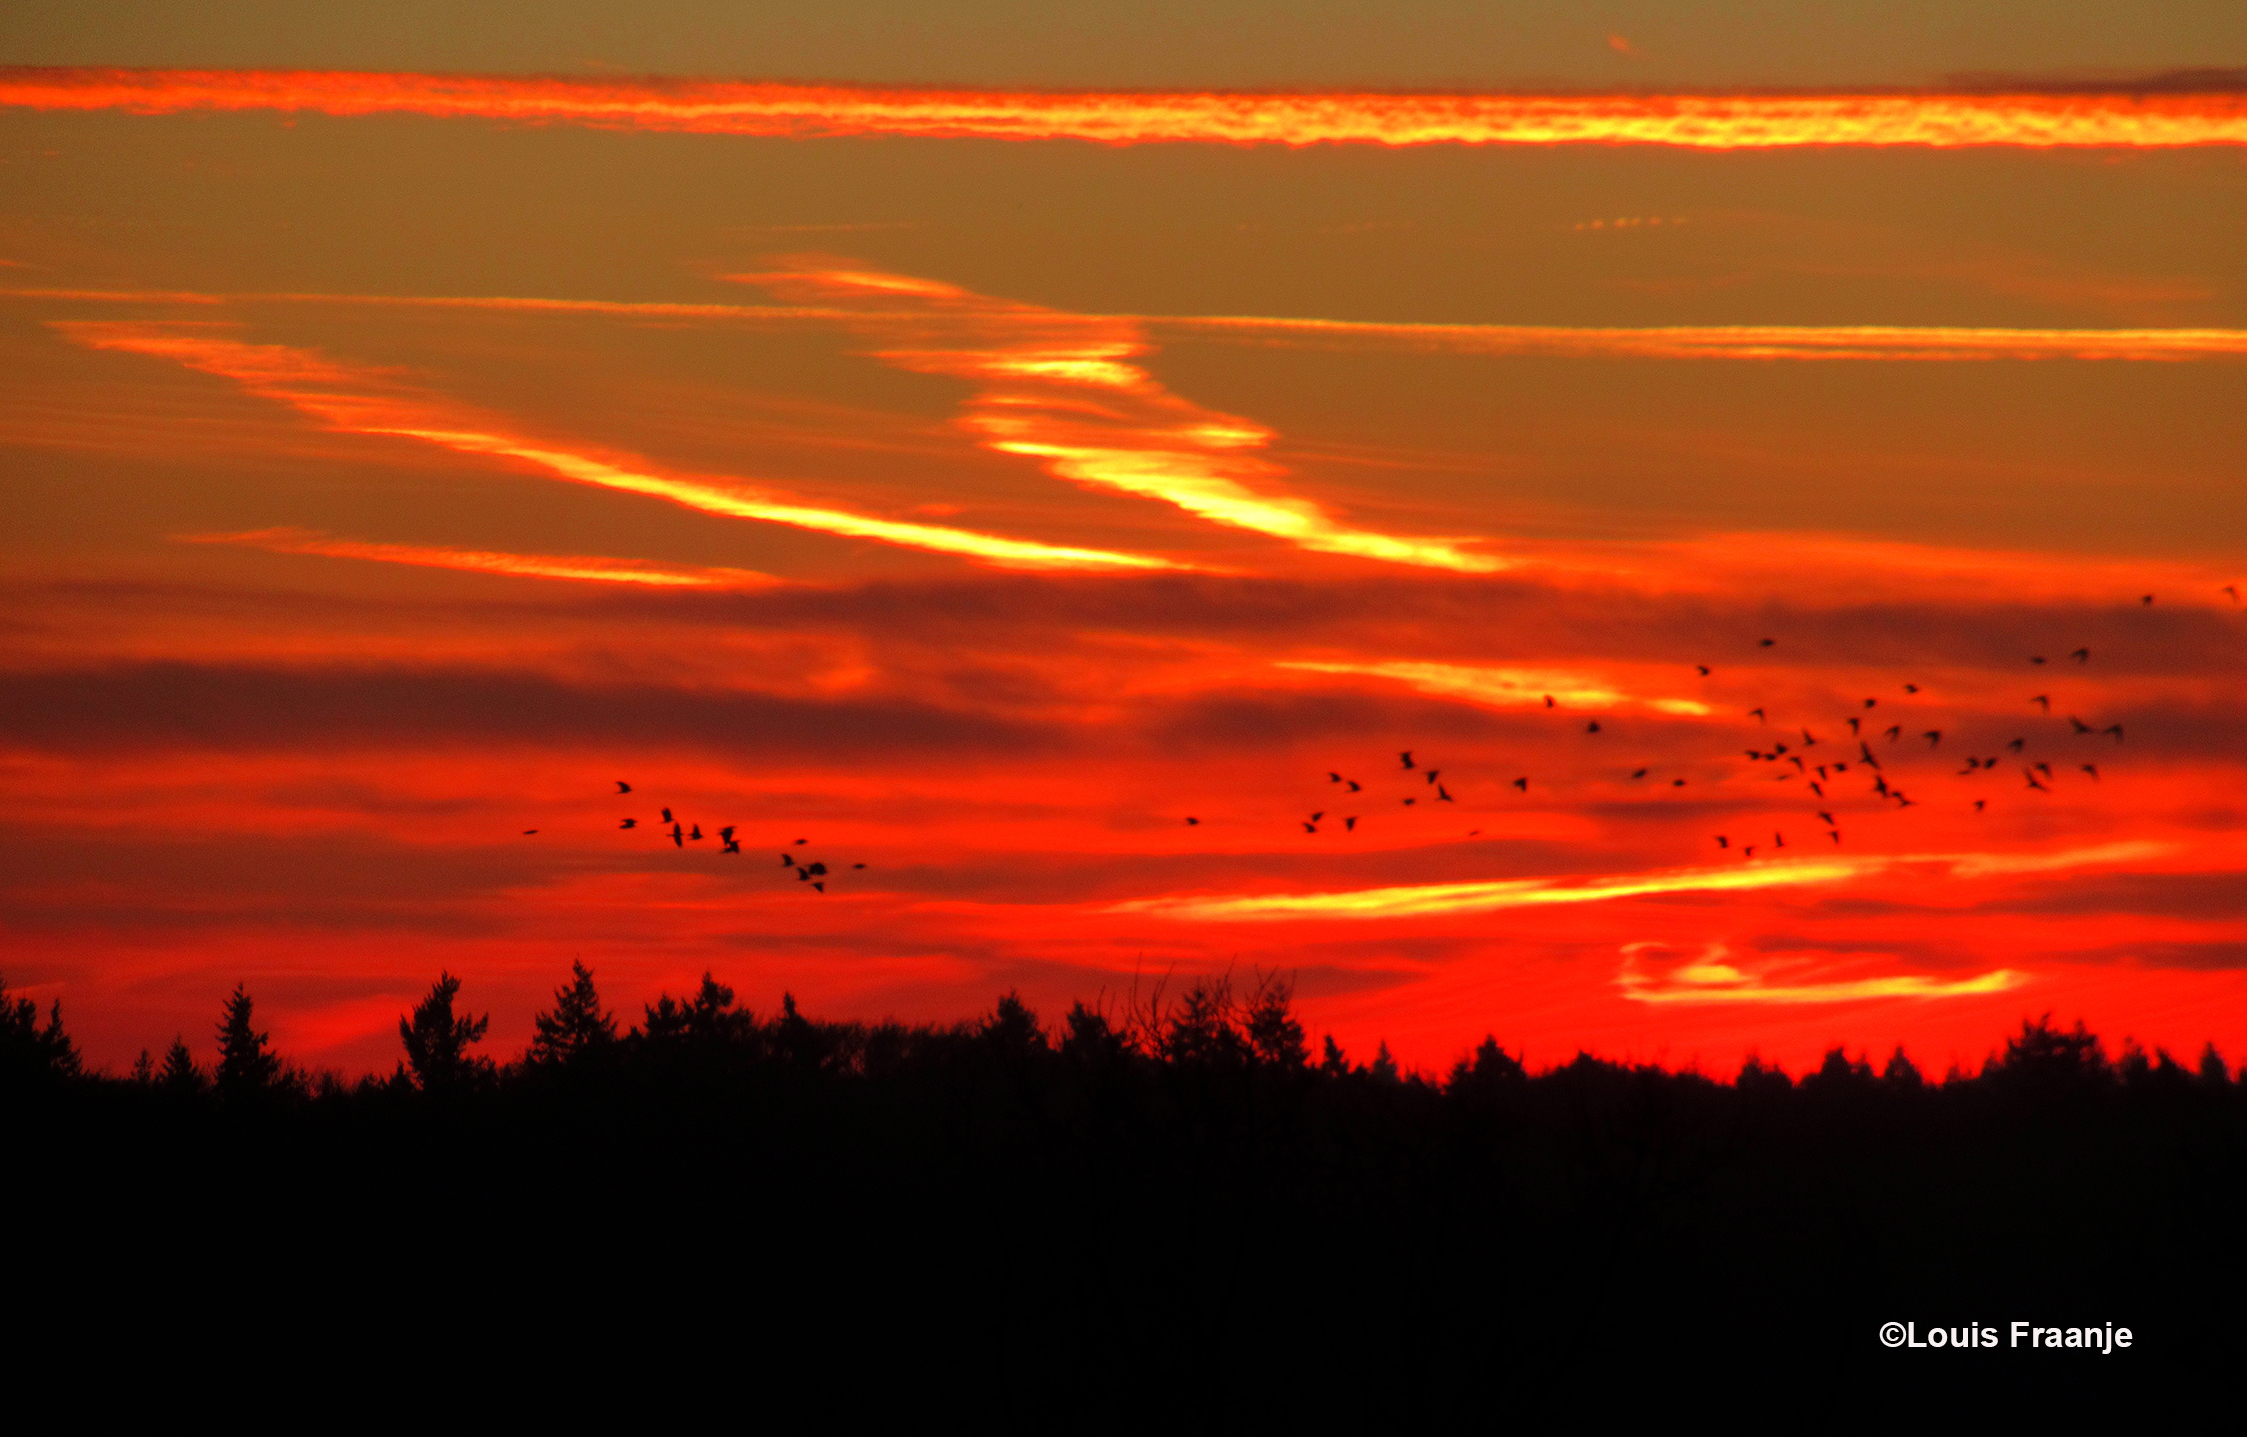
[4,5,2244,1078]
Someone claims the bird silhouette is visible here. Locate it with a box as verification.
[795,838,809,845]
[2081,764,2100,781]
[1512,777,1529,792]
[721,839,741,854]
[1310,811,1326,822]
[1973,799,1986,812]
[1399,751,1415,770]
[1543,695,1556,708]
[2031,695,2050,712]
[1808,781,1825,797]
[2071,648,2090,664]
[2224,585,2239,603]
[1302,821,1318,834]
[1759,638,1775,647]
[1773,831,1786,848]
[1863,698,1877,709]
[660,807,674,824]
[2024,769,2049,792]
[1847,717,1861,736]
[1742,845,1757,858]
[1184,816,1200,825]
[669,823,683,848]
[1671,779,1686,787]
[1715,835,1729,849]
[2102,724,2124,741]
[2142,594,2154,605]
[1344,816,1358,832]
[1818,811,1835,826]
[1696,665,1711,676]
[1883,725,1902,741]
[852,862,866,869]
[1425,770,1441,785]
[1437,785,1455,802]
[1749,708,1766,723]
[781,853,794,866]
[1828,830,1841,844]
[2067,716,2094,735]
[1586,721,1601,734]
[1345,779,1362,793]
[1329,771,1343,783]
[1922,730,1942,747]
[1631,767,1649,779]
[2031,656,2047,666]
[2007,737,2026,753]
[618,817,638,830]
[615,781,631,794]
[1801,728,1817,745]
[718,825,736,842]
[688,824,703,841]
[522,829,538,836]
[1903,684,1919,694]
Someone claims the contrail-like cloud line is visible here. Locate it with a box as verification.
[58,323,1186,574]
[1112,841,2173,921]
[177,528,783,588]
[15,288,2245,363]
[5,68,2245,148]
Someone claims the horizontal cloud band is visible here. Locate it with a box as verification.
[5,69,2245,148]
[1113,841,2175,921]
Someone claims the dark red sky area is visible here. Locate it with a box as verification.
[3,22,2244,1076]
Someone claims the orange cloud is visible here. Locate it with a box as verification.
[178,528,782,589]
[5,68,2245,148]
[1616,942,2025,1004]
[54,322,1186,574]
[740,265,1507,572]
[1159,316,2247,362]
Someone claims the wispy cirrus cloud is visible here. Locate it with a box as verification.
[54,322,1186,575]
[1277,659,1712,715]
[1111,841,2175,921]
[1615,941,2025,1004]
[738,264,1507,573]
[177,528,783,590]
[6,68,2245,148]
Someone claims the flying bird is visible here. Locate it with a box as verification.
[1344,817,1358,832]
[781,853,794,866]
[660,807,674,824]
[1808,781,1824,797]
[1773,832,1786,848]
[1922,730,1941,747]
[1310,811,1325,822]
[1512,777,1529,792]
[853,862,866,869]
[1883,725,1902,741]
[1424,770,1440,785]
[1903,684,1919,694]
[2024,769,2049,792]
[2224,585,2239,603]
[1399,751,1415,770]
[1696,665,1711,676]
[522,829,538,836]
[1714,835,1729,849]
[811,882,825,893]
[1817,811,1835,826]
[1329,771,1343,783]
[1748,708,1766,723]
[2102,724,2124,741]
[1544,696,1556,709]
[1863,698,1877,709]
[1586,721,1601,734]
[2031,656,2047,666]
[718,826,735,842]
[688,824,703,841]
[1828,830,1841,844]
[2006,737,2026,752]
[1973,800,1986,812]
[618,818,638,830]
[1345,780,1361,792]
[2142,594,2154,605]
[1759,638,1775,647]
[2068,716,2094,735]
[795,838,809,845]
[1671,779,1686,788]
[1184,816,1200,825]
[669,824,683,848]
[1437,785,1455,803]
[721,839,741,854]
[2031,695,2050,712]
[1302,821,1318,834]
[2071,649,2090,664]
[1847,718,1861,736]
[615,781,631,794]
[2080,764,2100,781]
[1801,729,1817,745]
[1631,768,1649,779]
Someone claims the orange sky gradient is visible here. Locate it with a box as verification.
[3,57,2244,1080]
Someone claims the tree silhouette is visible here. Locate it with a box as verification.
[1880,1045,1924,1090]
[215,984,282,1098]
[981,990,1048,1064]
[0,982,80,1084]
[1162,975,1247,1069]
[159,1035,204,1093]
[399,972,492,1093]
[527,961,617,1067]
[1243,972,1308,1069]
[1319,1034,1350,1076]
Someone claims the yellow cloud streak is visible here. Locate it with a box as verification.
[1618,966,2027,1005]
[1278,659,1711,715]
[1113,841,2175,922]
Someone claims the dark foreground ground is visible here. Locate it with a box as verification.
[7,971,2240,1419]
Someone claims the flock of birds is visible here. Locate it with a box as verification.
[1187,588,2221,861]
[505,587,2233,881]
[521,780,866,894]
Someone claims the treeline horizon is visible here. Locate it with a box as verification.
[4,961,2239,1102]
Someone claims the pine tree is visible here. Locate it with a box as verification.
[215,985,281,1097]
[1243,973,1308,1069]
[0,976,81,1084]
[527,961,617,1067]
[159,1035,204,1093]
[1320,1034,1350,1076]
[399,972,492,1093]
